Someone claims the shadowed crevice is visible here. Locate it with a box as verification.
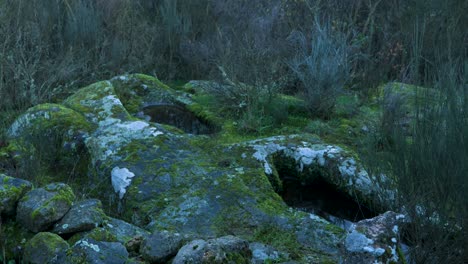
[142,104,216,135]
[272,154,378,223]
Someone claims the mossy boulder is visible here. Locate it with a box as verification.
[5,74,400,262]
[6,103,92,181]
[0,174,32,217]
[378,82,440,130]
[16,182,75,232]
[23,232,69,264]
[51,199,107,235]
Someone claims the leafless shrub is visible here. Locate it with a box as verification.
[288,19,351,118]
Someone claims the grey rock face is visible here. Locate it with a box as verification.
[102,217,150,244]
[16,182,75,233]
[140,230,184,263]
[173,235,251,264]
[23,232,69,264]
[61,238,129,264]
[342,211,407,263]
[249,242,284,264]
[67,216,151,253]
[52,199,106,235]
[0,174,32,217]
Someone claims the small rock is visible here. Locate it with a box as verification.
[23,232,69,264]
[103,217,150,244]
[173,235,251,264]
[249,242,284,264]
[140,230,184,263]
[0,174,32,217]
[341,211,407,263]
[62,238,129,264]
[52,199,106,235]
[125,235,144,255]
[16,183,75,232]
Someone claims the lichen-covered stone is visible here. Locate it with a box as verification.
[6,104,92,179]
[231,135,395,211]
[23,232,69,264]
[58,238,129,264]
[0,174,32,217]
[16,182,75,232]
[52,199,106,235]
[5,74,397,261]
[341,211,407,263]
[173,236,251,264]
[69,217,150,246]
[249,242,286,264]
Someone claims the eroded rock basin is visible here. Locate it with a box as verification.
[143,104,215,135]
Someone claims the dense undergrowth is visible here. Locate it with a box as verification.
[0,0,467,262]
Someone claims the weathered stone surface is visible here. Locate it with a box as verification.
[341,211,407,263]
[58,238,129,264]
[103,217,151,243]
[68,217,151,248]
[173,235,251,264]
[249,242,285,264]
[23,232,69,264]
[140,230,185,263]
[0,174,32,216]
[5,74,399,262]
[16,182,75,232]
[52,199,106,235]
[232,135,395,211]
[6,104,92,176]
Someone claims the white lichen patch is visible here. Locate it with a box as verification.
[252,143,285,175]
[111,167,136,199]
[75,83,127,124]
[396,214,406,221]
[363,246,385,256]
[116,120,148,130]
[86,120,164,164]
[76,240,100,252]
[338,158,357,178]
[345,230,374,253]
[117,75,129,81]
[98,95,124,120]
[293,146,330,169]
[160,197,209,225]
[7,113,33,137]
[7,110,52,137]
[309,213,330,224]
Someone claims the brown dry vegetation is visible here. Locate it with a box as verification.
[0,0,466,262]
